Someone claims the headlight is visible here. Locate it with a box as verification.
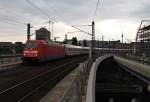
[23,53,26,56]
[35,53,38,56]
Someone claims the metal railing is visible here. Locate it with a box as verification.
[60,79,82,102]
[117,53,150,65]
[60,59,94,102]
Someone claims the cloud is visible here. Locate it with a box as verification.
[0,0,150,42]
[96,19,139,41]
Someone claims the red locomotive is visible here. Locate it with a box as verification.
[22,40,65,62]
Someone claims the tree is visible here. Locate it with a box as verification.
[83,40,87,47]
[72,37,78,45]
[78,42,81,46]
[63,39,67,44]
[15,42,24,54]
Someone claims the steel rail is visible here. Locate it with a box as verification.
[17,62,73,102]
[0,57,86,101]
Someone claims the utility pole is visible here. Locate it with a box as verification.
[121,33,123,44]
[121,33,124,49]
[71,23,94,59]
[27,23,30,40]
[52,22,54,40]
[90,21,95,59]
[65,34,68,44]
[49,20,51,40]
[54,37,59,42]
[102,35,104,55]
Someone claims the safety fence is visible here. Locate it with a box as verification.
[59,58,94,102]
[118,53,150,65]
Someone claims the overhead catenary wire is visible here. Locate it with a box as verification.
[26,0,92,40]
[72,24,92,27]
[42,0,81,31]
[0,15,27,36]
[25,0,57,40]
[72,26,92,36]
[26,0,84,36]
[25,0,56,22]
[42,0,67,22]
[0,8,29,24]
[93,0,102,21]
[0,16,26,26]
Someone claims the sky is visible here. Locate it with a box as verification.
[0,0,150,43]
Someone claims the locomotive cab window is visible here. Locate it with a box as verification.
[26,42,38,48]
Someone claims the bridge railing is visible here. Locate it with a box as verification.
[117,53,150,65]
[59,58,94,102]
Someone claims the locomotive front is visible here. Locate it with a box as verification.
[22,40,44,61]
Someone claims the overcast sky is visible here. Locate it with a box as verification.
[0,0,149,43]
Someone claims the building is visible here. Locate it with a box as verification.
[79,40,121,48]
[0,42,25,55]
[0,42,15,54]
[36,28,51,41]
[136,24,150,57]
[65,40,72,45]
[65,39,133,50]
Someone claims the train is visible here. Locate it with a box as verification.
[22,40,89,62]
[22,39,133,62]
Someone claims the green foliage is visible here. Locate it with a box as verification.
[72,37,78,45]
[63,39,67,44]
[83,40,87,47]
[15,42,24,54]
[78,42,81,46]
[0,42,24,55]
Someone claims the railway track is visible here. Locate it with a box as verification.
[0,56,87,102]
[95,56,149,102]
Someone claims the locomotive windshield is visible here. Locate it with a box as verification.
[26,42,38,48]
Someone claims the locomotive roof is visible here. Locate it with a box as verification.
[27,40,63,45]
[27,40,90,49]
[64,44,89,49]
[27,40,46,44]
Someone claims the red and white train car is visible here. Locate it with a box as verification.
[22,39,132,62]
[22,40,89,62]
[64,44,89,56]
